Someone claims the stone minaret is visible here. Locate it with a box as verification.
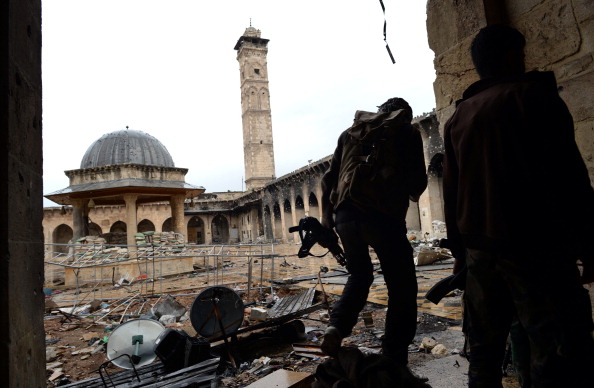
[234,26,276,190]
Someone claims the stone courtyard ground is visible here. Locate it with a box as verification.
[43,242,529,387]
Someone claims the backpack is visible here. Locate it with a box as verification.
[329,110,415,219]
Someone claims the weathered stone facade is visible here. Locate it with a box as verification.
[427,0,594,184]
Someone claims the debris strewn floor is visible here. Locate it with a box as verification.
[44,242,526,388]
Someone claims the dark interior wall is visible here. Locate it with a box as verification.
[0,0,45,386]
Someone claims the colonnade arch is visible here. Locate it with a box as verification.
[88,222,102,236]
[295,195,306,222]
[52,224,73,254]
[138,219,155,233]
[187,216,205,244]
[110,221,127,233]
[211,214,229,244]
[309,192,320,218]
[272,203,282,241]
[162,218,173,232]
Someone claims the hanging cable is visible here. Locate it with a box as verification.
[379,0,396,64]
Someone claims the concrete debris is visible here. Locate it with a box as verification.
[431,343,448,355]
[88,299,102,312]
[420,337,438,351]
[81,332,99,341]
[71,346,95,355]
[319,311,330,321]
[48,370,64,382]
[179,311,190,322]
[250,307,268,322]
[414,246,452,266]
[159,314,177,325]
[46,361,63,371]
[152,294,187,320]
[46,347,60,362]
[59,304,92,315]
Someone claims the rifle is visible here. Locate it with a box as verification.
[288,217,347,267]
[425,267,466,304]
[424,238,467,304]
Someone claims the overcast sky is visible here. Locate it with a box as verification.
[42,1,436,207]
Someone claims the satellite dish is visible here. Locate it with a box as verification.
[106,319,165,369]
[190,286,244,338]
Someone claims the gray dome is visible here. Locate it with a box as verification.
[80,129,175,169]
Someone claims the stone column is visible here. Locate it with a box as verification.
[170,195,186,242]
[279,204,288,242]
[302,185,310,216]
[123,194,138,248]
[71,199,87,241]
[269,206,276,241]
[316,185,324,220]
[289,189,298,232]
[204,215,212,244]
[250,207,259,241]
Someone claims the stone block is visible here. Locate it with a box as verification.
[516,0,580,70]
[249,307,268,322]
[431,343,449,355]
[577,17,594,62]
[420,337,437,350]
[557,54,594,81]
[506,0,545,19]
[572,0,594,23]
[432,37,477,111]
[427,0,485,56]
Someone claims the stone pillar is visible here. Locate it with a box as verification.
[302,185,310,216]
[123,194,138,248]
[269,206,276,241]
[170,195,186,242]
[250,207,259,241]
[289,189,298,231]
[316,185,324,221]
[71,199,87,241]
[279,204,288,242]
[205,215,213,244]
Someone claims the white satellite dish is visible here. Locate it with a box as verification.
[106,319,165,369]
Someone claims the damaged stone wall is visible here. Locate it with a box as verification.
[427,0,594,183]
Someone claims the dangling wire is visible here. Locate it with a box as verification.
[379,0,396,64]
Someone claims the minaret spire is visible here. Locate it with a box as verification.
[234,26,276,190]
